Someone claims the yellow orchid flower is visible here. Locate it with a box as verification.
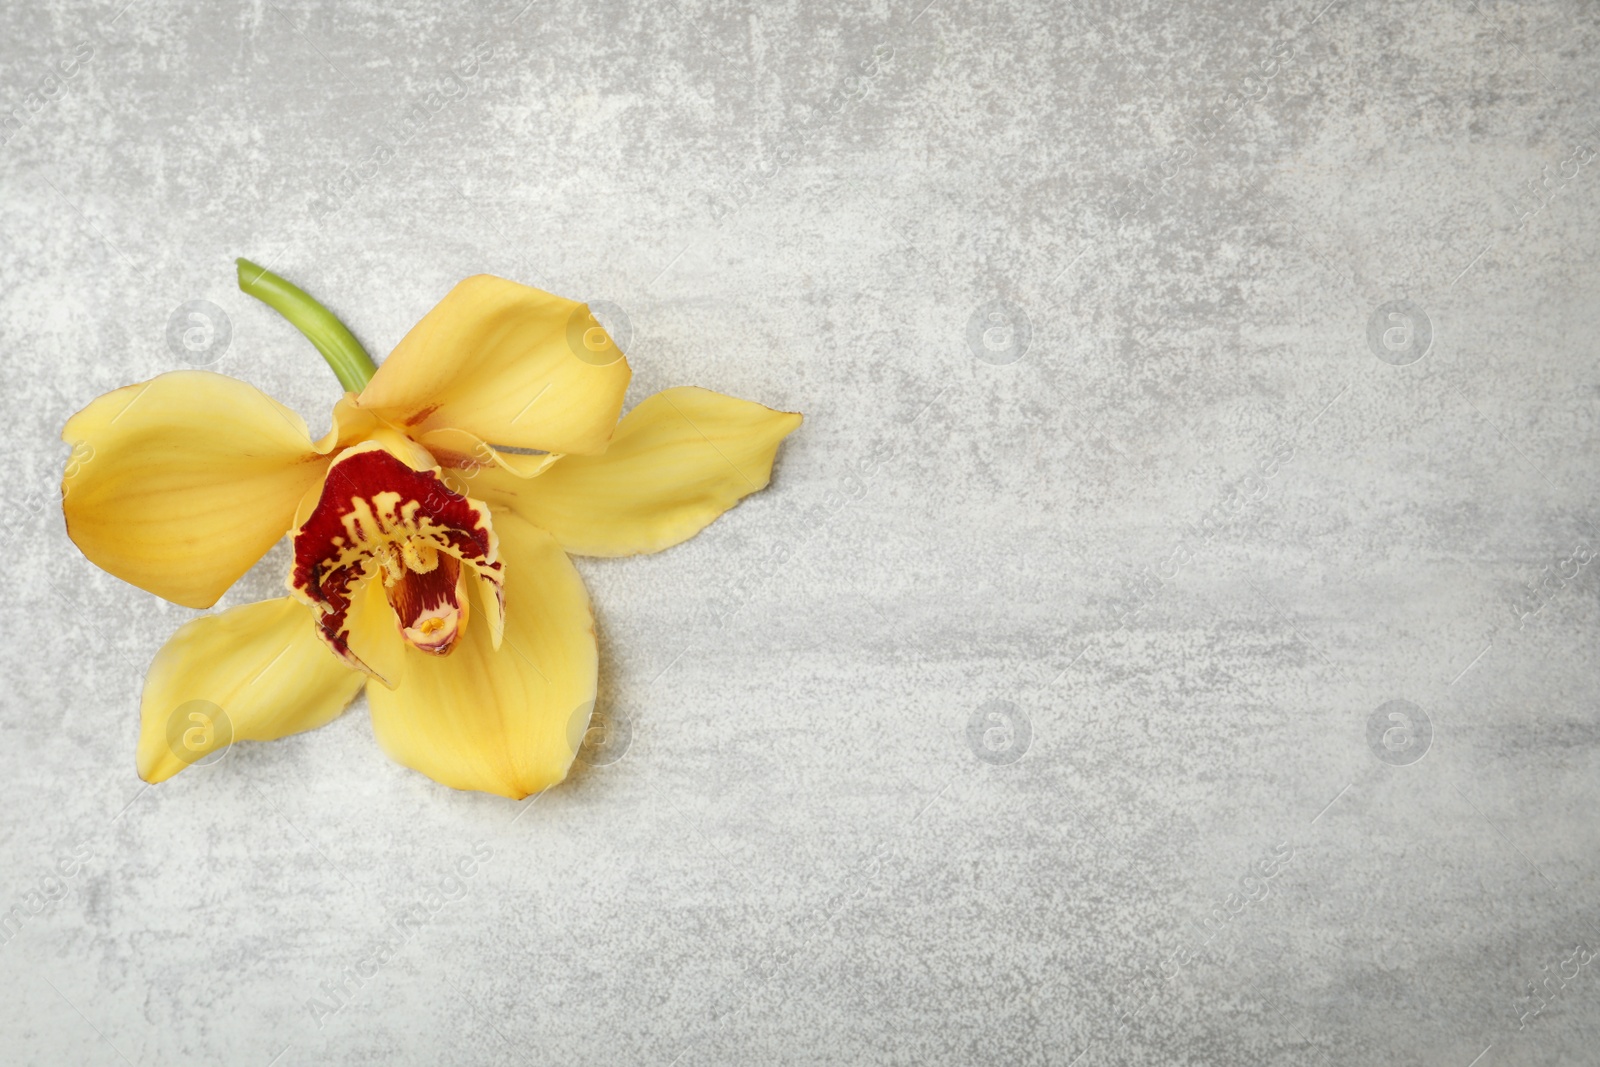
[61,261,801,799]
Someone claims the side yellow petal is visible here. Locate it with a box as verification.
[62,371,325,609]
[366,512,595,799]
[473,387,802,557]
[356,275,631,456]
[137,597,365,784]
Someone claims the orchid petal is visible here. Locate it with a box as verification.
[356,275,631,456]
[137,597,364,783]
[366,512,595,799]
[473,387,801,557]
[62,371,325,609]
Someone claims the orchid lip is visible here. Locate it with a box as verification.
[289,443,503,676]
[383,544,469,656]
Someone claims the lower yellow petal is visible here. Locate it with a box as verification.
[62,371,325,609]
[475,387,802,557]
[137,598,364,783]
[366,512,595,799]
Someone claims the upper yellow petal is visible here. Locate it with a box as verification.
[61,371,326,609]
[137,597,365,784]
[473,387,802,557]
[355,275,632,456]
[365,512,595,799]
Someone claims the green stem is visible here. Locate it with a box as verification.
[235,258,378,392]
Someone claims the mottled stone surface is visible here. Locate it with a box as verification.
[3,0,1600,1063]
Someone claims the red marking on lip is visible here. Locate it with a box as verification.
[291,446,501,668]
[386,552,462,654]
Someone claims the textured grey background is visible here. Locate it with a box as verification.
[2,0,1599,1063]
